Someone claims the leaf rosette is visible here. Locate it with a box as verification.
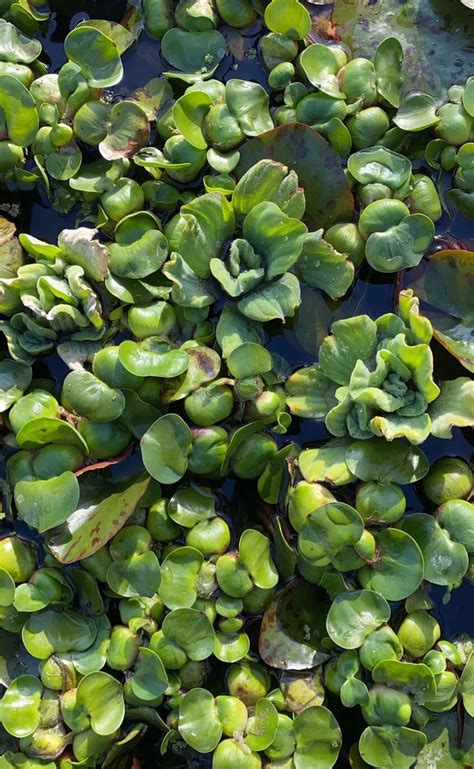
[164,159,309,323]
[288,289,451,444]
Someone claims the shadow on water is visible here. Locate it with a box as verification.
[1,3,473,767]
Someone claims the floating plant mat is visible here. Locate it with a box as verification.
[0,0,473,768]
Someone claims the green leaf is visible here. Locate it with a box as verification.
[345,438,429,483]
[64,26,123,88]
[232,159,305,221]
[293,706,342,769]
[165,192,235,279]
[298,232,354,300]
[178,688,222,752]
[99,101,150,160]
[62,369,125,422]
[44,475,150,564]
[0,676,42,738]
[365,213,435,273]
[245,698,278,751]
[77,18,135,54]
[298,44,345,98]
[107,551,161,598]
[285,364,338,420]
[0,75,38,146]
[109,230,168,279]
[158,546,203,609]
[14,472,80,533]
[264,0,311,40]
[374,37,403,108]
[141,414,193,484]
[163,253,217,309]
[162,608,214,659]
[319,315,378,386]
[16,417,88,453]
[401,513,468,590]
[298,439,356,486]
[161,28,226,79]
[394,92,439,131]
[215,305,264,358]
[118,339,189,378]
[244,201,307,279]
[173,90,213,150]
[299,502,364,561]
[237,272,301,322]
[460,654,474,717]
[358,529,424,600]
[130,647,168,701]
[22,609,97,659]
[226,79,274,137]
[227,342,272,379]
[372,660,436,702]
[75,672,125,736]
[348,146,412,190]
[326,590,391,649]
[360,726,427,769]
[429,377,474,438]
[239,529,279,590]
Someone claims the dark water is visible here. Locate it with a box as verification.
[1,3,473,766]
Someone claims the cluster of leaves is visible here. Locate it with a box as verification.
[0,1,473,768]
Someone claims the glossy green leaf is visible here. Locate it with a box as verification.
[374,37,403,108]
[141,414,192,484]
[293,705,342,769]
[264,0,311,40]
[158,547,204,609]
[0,21,42,63]
[360,725,427,769]
[14,471,80,533]
[429,377,474,439]
[394,92,439,131]
[299,44,345,98]
[64,26,123,88]
[348,146,411,190]
[75,671,125,736]
[226,79,274,137]
[0,75,38,146]
[161,28,226,79]
[345,438,429,483]
[22,609,97,659]
[358,529,424,600]
[0,675,42,737]
[173,90,212,150]
[326,590,391,649]
[178,688,222,752]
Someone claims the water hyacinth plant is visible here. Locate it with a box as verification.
[0,1,473,768]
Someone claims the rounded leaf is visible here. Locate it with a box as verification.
[0,676,42,738]
[141,414,192,484]
[326,590,391,650]
[64,26,123,88]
